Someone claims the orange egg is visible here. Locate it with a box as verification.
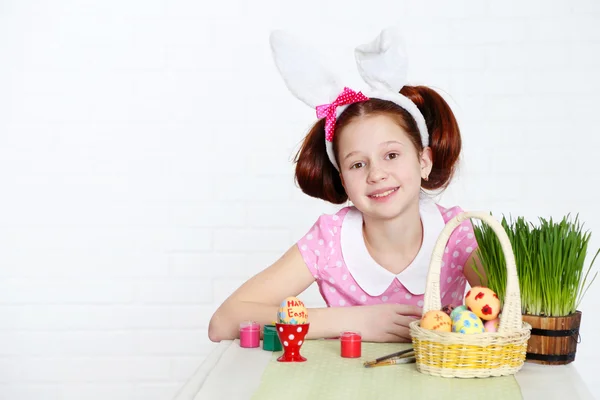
[465,286,501,321]
[420,310,452,332]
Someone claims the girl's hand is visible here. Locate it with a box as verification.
[353,303,423,343]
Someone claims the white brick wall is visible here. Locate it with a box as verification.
[1,0,599,398]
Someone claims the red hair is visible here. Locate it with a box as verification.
[294,85,462,204]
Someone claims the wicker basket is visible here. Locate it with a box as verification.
[409,211,532,378]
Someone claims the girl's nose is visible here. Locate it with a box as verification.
[367,165,388,183]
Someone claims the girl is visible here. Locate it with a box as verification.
[209,28,484,343]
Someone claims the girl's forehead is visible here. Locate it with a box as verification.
[339,114,410,147]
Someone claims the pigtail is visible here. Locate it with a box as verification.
[401,86,462,191]
[294,119,348,204]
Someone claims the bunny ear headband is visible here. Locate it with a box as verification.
[269,27,429,171]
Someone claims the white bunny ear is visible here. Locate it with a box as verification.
[270,30,344,108]
[354,27,409,92]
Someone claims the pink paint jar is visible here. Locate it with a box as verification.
[340,331,361,358]
[239,321,260,348]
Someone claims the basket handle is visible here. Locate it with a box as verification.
[423,211,523,333]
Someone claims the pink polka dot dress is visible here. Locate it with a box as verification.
[296,196,478,309]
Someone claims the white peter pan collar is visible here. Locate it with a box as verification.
[340,194,445,296]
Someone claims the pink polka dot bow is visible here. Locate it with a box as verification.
[316,87,369,142]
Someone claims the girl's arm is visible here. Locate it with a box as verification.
[209,244,423,343]
[208,244,356,341]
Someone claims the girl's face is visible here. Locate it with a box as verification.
[336,114,432,220]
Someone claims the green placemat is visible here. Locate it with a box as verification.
[251,340,523,400]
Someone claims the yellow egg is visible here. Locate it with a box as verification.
[277,296,308,324]
[464,286,501,321]
[420,310,452,332]
[451,310,485,334]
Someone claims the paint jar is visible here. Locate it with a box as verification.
[340,331,362,358]
[239,321,260,348]
[262,324,283,351]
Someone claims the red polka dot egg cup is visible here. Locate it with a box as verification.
[275,323,309,362]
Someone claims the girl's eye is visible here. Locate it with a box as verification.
[350,162,365,169]
[386,152,399,160]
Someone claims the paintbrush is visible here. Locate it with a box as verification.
[364,356,416,368]
[363,348,414,367]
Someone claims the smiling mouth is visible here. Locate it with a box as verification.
[368,187,399,198]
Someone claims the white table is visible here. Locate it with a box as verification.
[173,340,596,400]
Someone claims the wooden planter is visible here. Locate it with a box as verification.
[521,311,581,365]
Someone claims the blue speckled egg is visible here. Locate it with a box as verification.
[451,310,485,334]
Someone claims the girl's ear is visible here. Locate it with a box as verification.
[420,147,433,180]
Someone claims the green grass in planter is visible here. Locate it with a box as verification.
[471,214,598,317]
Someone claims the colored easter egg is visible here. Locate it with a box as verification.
[420,310,452,332]
[450,305,468,321]
[451,310,485,334]
[465,286,501,321]
[484,317,500,333]
[277,296,308,324]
